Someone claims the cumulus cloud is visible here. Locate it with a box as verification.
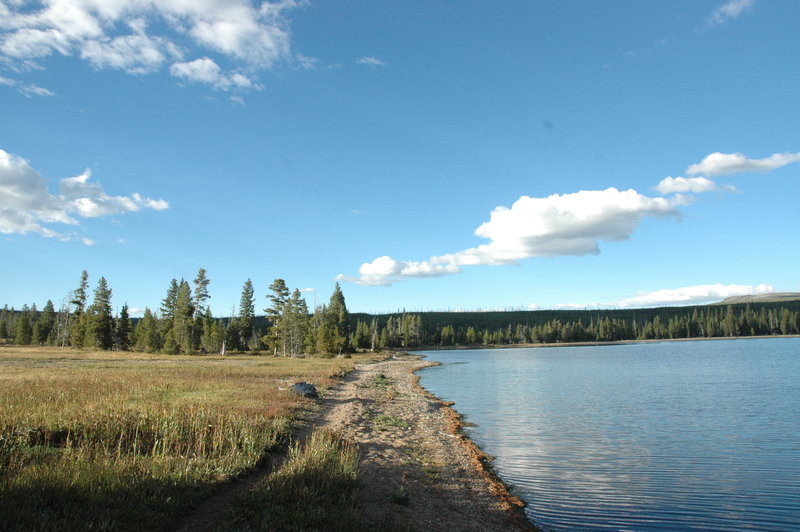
[339,256,461,287]
[0,148,169,241]
[614,283,774,308]
[340,188,686,286]
[356,56,387,67]
[686,151,800,176]
[0,0,298,91]
[707,0,756,26]
[656,176,734,195]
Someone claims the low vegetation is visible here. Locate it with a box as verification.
[224,430,364,531]
[0,346,357,531]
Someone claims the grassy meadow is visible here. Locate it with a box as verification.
[0,346,368,531]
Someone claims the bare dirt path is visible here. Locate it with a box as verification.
[318,353,535,531]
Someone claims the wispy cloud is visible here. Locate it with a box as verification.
[656,176,735,195]
[706,0,756,27]
[356,56,387,67]
[339,188,686,286]
[686,151,800,176]
[0,148,168,241]
[0,0,300,92]
[615,283,774,308]
[0,75,55,98]
[538,283,775,310]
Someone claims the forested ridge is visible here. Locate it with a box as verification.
[3,269,799,353]
[350,300,800,349]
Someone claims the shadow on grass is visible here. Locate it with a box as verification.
[0,476,223,532]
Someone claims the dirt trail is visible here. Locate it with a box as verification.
[179,353,535,532]
[317,354,534,531]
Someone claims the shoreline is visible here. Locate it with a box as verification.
[314,353,536,531]
[407,358,534,530]
[407,333,800,352]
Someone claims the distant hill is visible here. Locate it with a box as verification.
[719,292,800,304]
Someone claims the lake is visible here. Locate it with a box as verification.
[417,338,800,531]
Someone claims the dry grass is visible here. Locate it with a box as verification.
[0,345,357,531]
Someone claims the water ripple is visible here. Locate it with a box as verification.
[419,338,800,531]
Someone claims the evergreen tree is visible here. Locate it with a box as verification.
[200,308,223,353]
[32,300,56,345]
[353,320,370,349]
[172,280,194,353]
[192,268,211,317]
[284,288,309,355]
[14,305,32,345]
[69,270,89,347]
[192,268,211,349]
[114,304,133,351]
[86,277,114,350]
[326,283,350,354]
[158,278,179,347]
[265,279,289,355]
[239,279,256,350]
[134,308,161,352]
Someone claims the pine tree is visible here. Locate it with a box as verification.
[114,304,133,351]
[86,277,114,350]
[69,270,89,347]
[32,300,56,345]
[192,268,211,349]
[284,289,309,355]
[325,283,350,355]
[265,279,289,355]
[14,305,32,345]
[173,280,194,353]
[192,268,211,317]
[239,279,256,350]
[134,308,161,352]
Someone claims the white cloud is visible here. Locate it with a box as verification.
[81,237,96,246]
[707,0,756,26]
[0,75,55,97]
[1,0,298,91]
[341,188,685,286]
[170,57,259,90]
[614,283,774,308]
[686,151,800,176]
[356,56,386,67]
[298,287,316,293]
[0,148,169,241]
[656,176,734,195]
[339,256,461,286]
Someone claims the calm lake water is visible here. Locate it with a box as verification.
[417,338,800,531]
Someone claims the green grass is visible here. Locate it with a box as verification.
[371,414,410,432]
[0,346,358,531]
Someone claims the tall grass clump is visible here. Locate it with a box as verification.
[225,430,366,531]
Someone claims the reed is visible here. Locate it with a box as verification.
[0,346,355,531]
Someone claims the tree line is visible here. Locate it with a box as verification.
[351,302,800,348]
[3,271,799,353]
[0,269,352,357]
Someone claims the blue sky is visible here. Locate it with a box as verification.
[1,0,798,316]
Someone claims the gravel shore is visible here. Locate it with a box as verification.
[316,353,536,531]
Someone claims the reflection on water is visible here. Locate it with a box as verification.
[418,338,800,531]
